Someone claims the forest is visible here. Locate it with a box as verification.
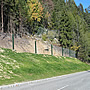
[0,0,90,62]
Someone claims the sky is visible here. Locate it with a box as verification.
[74,0,90,9]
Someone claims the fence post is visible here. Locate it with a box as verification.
[69,48,70,57]
[12,34,14,50]
[51,44,53,55]
[62,46,63,56]
[35,41,37,54]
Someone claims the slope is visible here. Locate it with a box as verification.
[0,48,90,85]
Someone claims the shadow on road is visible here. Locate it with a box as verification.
[87,70,90,72]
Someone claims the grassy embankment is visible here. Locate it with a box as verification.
[0,48,90,85]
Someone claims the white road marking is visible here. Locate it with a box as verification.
[57,85,69,90]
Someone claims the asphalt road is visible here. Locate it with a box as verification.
[1,71,90,90]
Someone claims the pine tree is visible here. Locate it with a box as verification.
[56,10,73,48]
[54,0,65,12]
[1,0,4,32]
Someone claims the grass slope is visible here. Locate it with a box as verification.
[0,48,90,85]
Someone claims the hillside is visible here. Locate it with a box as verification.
[0,48,90,85]
[0,33,73,57]
[0,0,90,63]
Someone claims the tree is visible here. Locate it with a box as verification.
[41,0,54,29]
[54,0,65,12]
[26,0,43,22]
[1,0,4,32]
[41,0,54,13]
[25,0,43,34]
[56,10,73,48]
[15,0,27,36]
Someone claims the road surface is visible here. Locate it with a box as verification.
[0,71,90,90]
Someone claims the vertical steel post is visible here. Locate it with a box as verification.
[51,44,53,55]
[69,48,70,57]
[62,46,63,56]
[12,34,14,50]
[35,41,37,54]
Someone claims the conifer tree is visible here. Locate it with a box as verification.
[56,10,73,48]
[1,0,3,32]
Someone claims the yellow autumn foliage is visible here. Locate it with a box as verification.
[27,0,43,22]
[71,45,81,51]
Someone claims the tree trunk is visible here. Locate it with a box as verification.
[76,50,79,58]
[19,10,22,38]
[66,0,67,5]
[19,17,21,37]
[1,0,4,33]
[8,16,10,33]
[10,16,12,40]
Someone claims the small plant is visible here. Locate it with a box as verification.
[42,34,47,41]
[47,31,57,42]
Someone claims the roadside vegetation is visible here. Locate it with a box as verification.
[0,48,90,85]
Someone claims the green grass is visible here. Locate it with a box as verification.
[0,48,90,85]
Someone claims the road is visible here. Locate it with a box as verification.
[0,71,90,90]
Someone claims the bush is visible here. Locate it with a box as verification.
[42,34,47,41]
